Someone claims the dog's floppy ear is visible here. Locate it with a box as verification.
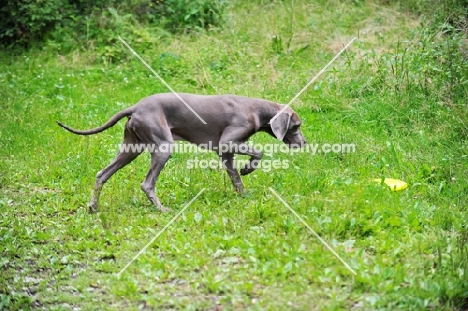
[270,112,292,141]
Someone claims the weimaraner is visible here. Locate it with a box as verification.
[57,93,307,212]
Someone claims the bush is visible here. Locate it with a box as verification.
[0,0,65,46]
[0,0,227,48]
[154,0,227,33]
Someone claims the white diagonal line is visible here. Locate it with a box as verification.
[269,187,357,275]
[270,37,356,124]
[117,188,206,278]
[118,36,207,125]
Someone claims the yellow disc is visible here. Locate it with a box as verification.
[373,178,408,191]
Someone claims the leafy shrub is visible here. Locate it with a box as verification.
[0,0,227,48]
[67,0,118,15]
[147,0,227,32]
[0,0,120,47]
[0,0,65,46]
[47,6,162,62]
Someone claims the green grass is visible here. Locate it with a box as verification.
[1,0,468,310]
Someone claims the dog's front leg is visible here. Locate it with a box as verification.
[220,152,244,195]
[229,142,263,176]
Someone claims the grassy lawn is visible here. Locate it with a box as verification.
[1,0,467,310]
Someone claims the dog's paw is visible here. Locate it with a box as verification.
[88,203,98,213]
[240,166,256,175]
[233,182,245,196]
[240,160,260,175]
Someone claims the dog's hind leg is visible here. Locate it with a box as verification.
[141,146,173,212]
[89,127,142,212]
[133,123,174,212]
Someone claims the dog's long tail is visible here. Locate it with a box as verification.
[56,107,135,135]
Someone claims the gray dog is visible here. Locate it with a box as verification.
[57,93,307,212]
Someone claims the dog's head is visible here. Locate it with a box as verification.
[270,106,307,148]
